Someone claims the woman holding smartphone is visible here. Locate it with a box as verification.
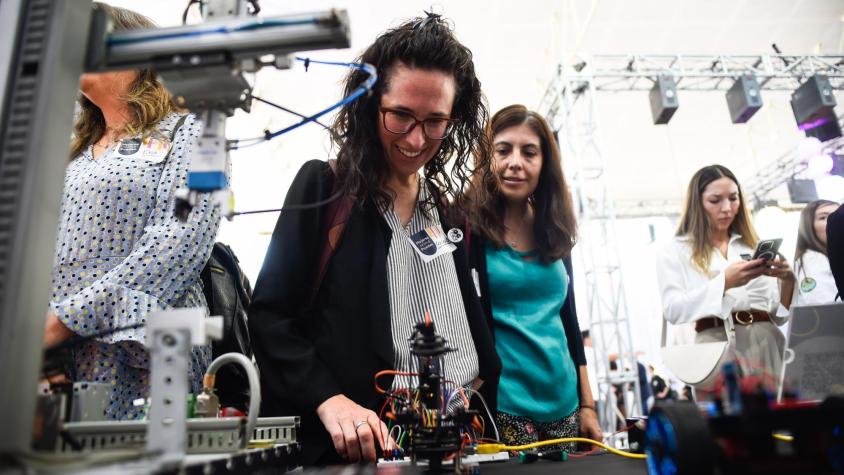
[655,165,795,396]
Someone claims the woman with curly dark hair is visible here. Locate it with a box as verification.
[249,14,500,465]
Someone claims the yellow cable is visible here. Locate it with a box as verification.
[476,437,647,460]
[474,431,790,461]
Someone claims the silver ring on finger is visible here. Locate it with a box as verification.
[354,420,367,431]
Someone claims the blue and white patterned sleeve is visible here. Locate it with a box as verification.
[51,114,220,355]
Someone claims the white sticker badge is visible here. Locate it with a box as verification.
[408,224,457,263]
[447,227,464,243]
[114,136,172,163]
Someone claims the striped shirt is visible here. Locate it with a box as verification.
[381,180,479,395]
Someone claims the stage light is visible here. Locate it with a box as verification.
[725,74,762,123]
[807,153,834,176]
[787,179,819,204]
[797,137,824,161]
[815,174,844,200]
[791,74,841,141]
[830,154,844,178]
[649,75,678,125]
[802,110,842,142]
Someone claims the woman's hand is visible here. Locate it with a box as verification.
[724,259,767,290]
[579,406,602,442]
[762,255,795,282]
[316,394,392,463]
[765,255,796,308]
[43,311,73,349]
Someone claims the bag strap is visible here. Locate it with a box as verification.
[169,113,189,142]
[662,314,738,351]
[153,113,189,165]
[662,316,737,348]
[310,160,353,303]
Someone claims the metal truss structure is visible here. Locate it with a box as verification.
[555,54,844,93]
[539,54,844,435]
[543,76,644,434]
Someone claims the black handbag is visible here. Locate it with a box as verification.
[200,242,253,410]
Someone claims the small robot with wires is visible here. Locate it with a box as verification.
[379,315,480,473]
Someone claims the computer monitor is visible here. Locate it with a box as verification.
[778,302,844,402]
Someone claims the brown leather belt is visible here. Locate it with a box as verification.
[694,310,771,333]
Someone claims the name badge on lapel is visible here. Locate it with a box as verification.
[113,136,172,163]
[408,224,457,263]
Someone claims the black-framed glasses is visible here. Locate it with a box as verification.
[380,107,455,140]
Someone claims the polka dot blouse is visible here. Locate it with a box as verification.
[50,112,221,420]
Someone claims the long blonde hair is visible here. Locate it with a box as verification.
[70,3,178,159]
[676,164,758,273]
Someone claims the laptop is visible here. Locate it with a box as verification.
[778,302,844,402]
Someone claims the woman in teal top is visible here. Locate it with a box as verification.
[466,104,601,449]
[486,245,579,423]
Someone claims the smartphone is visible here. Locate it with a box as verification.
[751,238,782,261]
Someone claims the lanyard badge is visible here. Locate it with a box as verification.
[408,224,457,263]
[113,136,172,163]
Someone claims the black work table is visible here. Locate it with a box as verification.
[302,452,649,474]
[478,452,648,474]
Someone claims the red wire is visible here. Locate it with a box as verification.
[377,396,392,452]
[374,370,419,394]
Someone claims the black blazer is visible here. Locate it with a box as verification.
[465,233,587,419]
[248,160,500,465]
[827,203,844,299]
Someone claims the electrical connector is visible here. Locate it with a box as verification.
[518,449,568,463]
[476,443,506,454]
[194,386,220,418]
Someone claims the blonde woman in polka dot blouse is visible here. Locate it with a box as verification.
[42,3,220,420]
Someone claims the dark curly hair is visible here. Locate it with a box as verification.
[331,13,490,214]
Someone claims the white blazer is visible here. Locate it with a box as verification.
[795,249,838,305]
[655,234,784,347]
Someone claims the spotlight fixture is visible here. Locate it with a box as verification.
[649,75,678,125]
[803,110,842,142]
[787,178,819,204]
[831,154,844,178]
[725,73,763,124]
[807,152,834,176]
[790,74,841,142]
